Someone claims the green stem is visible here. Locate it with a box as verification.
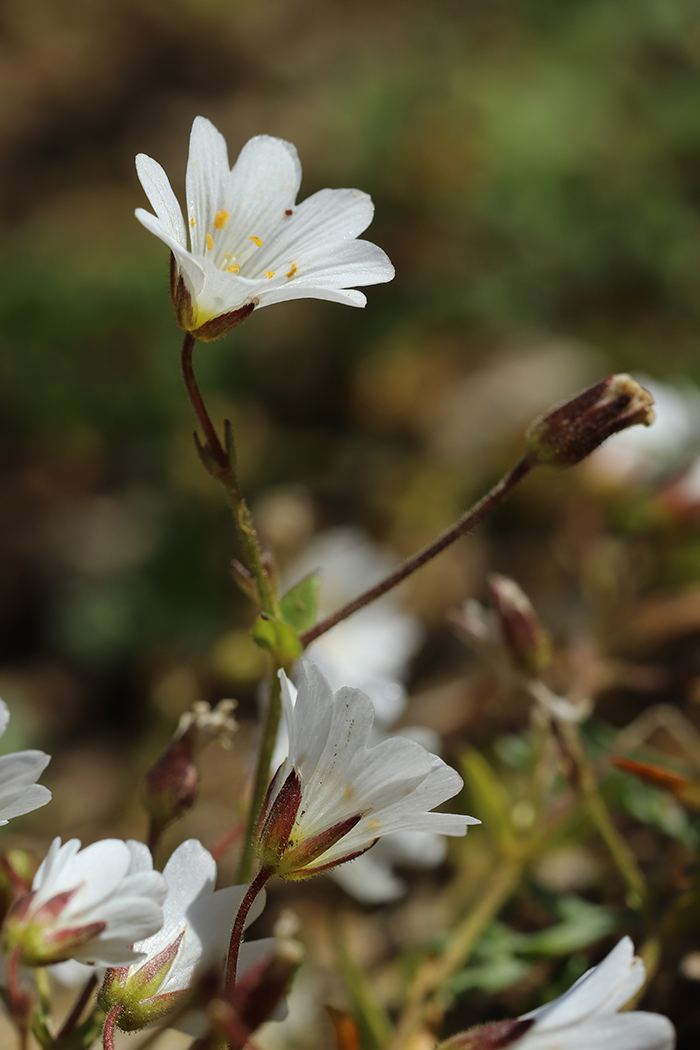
[237,666,283,883]
[180,333,278,618]
[389,854,525,1049]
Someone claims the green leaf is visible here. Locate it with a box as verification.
[450,956,533,995]
[519,896,617,957]
[279,571,322,634]
[251,614,302,665]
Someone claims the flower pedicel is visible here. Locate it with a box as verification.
[135,117,395,341]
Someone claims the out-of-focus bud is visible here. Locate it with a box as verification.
[612,756,700,813]
[526,374,655,468]
[209,940,302,1049]
[142,699,237,839]
[487,574,551,678]
[439,1018,534,1049]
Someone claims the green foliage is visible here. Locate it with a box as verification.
[279,572,322,635]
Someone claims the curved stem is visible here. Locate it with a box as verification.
[226,867,271,990]
[57,972,98,1039]
[181,332,227,468]
[103,1005,121,1050]
[300,455,533,647]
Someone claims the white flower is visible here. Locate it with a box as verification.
[256,662,478,880]
[100,839,273,1033]
[458,938,674,1050]
[0,699,51,824]
[4,838,166,967]
[135,117,394,340]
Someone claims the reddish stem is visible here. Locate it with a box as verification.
[300,454,533,647]
[103,1005,122,1050]
[180,332,228,468]
[225,867,271,990]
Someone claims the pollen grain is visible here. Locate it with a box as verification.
[227,264,241,274]
[214,210,230,230]
[286,262,298,279]
[265,270,276,279]
[249,235,263,247]
[205,232,214,251]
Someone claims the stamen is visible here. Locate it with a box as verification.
[214,210,230,230]
[285,209,293,216]
[206,232,214,251]
[265,270,275,279]
[286,262,298,279]
[190,217,196,227]
[249,236,263,247]
[227,264,241,274]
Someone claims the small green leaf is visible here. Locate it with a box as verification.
[520,896,617,957]
[279,572,322,634]
[252,614,302,665]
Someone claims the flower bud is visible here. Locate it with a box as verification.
[487,574,551,678]
[526,374,655,468]
[142,699,237,837]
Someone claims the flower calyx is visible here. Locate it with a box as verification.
[99,933,187,1031]
[487,574,551,679]
[4,888,106,966]
[439,1018,535,1049]
[254,766,366,879]
[526,374,655,468]
[170,254,257,341]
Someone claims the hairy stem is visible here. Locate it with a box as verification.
[226,867,271,990]
[102,1005,121,1050]
[300,455,533,647]
[180,332,278,617]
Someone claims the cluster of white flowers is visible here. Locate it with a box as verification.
[0,117,679,1050]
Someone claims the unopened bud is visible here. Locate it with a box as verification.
[142,699,238,836]
[440,1018,534,1049]
[487,574,551,678]
[100,934,186,1031]
[526,374,655,468]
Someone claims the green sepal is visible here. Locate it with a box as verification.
[252,614,302,665]
[279,572,321,635]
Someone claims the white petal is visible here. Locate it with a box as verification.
[32,839,80,903]
[0,783,51,823]
[55,840,132,917]
[0,750,50,806]
[518,1013,675,1050]
[135,154,187,248]
[185,117,232,255]
[125,840,155,875]
[330,849,407,903]
[525,939,645,1027]
[220,134,302,253]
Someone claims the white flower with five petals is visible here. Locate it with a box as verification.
[4,838,166,968]
[100,839,274,1033]
[255,662,478,880]
[135,117,394,341]
[0,699,51,824]
[452,938,674,1050]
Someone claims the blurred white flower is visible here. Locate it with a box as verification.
[452,937,674,1050]
[100,838,273,1033]
[280,528,461,901]
[586,376,700,486]
[0,699,51,824]
[135,117,394,341]
[256,663,478,880]
[4,838,166,967]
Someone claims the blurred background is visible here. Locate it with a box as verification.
[3,0,700,1045]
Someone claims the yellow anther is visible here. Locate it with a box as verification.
[189,216,196,227]
[249,236,263,247]
[205,232,214,251]
[214,210,230,230]
[265,270,275,279]
[286,262,298,279]
[227,264,241,274]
